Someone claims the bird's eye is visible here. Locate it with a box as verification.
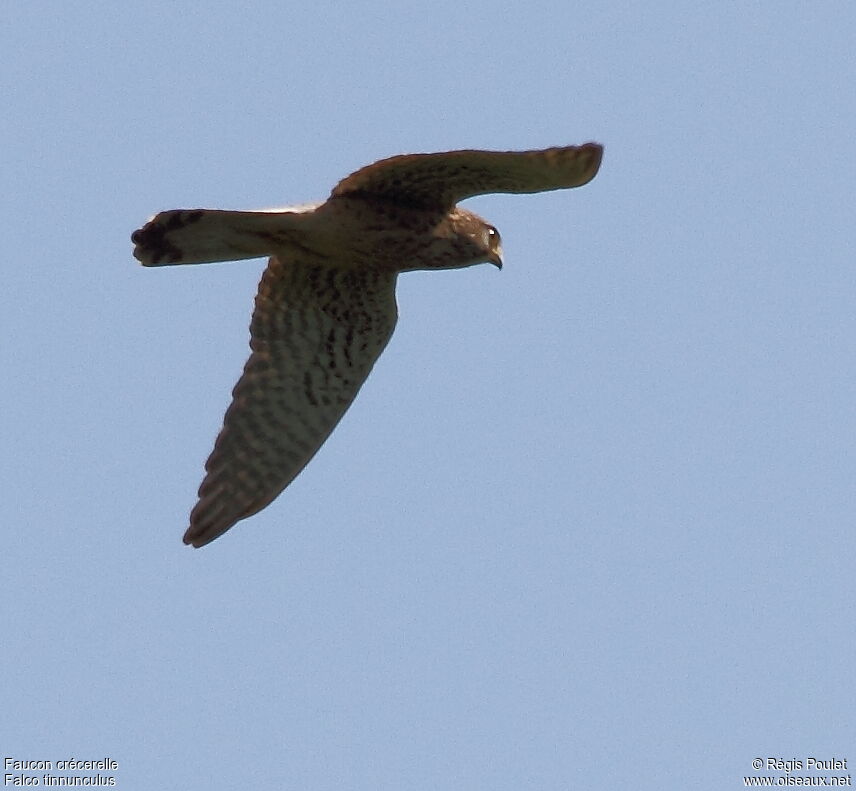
[486,225,501,247]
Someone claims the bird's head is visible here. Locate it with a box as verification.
[428,207,503,271]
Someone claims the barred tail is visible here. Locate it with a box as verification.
[131,208,312,266]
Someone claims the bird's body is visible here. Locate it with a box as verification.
[132,143,603,546]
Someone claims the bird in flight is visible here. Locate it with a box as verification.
[132,143,603,547]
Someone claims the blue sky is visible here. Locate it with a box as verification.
[3,2,855,789]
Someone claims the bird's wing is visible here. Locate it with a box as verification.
[330,143,603,210]
[184,256,398,547]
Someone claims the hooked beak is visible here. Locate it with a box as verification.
[488,246,503,269]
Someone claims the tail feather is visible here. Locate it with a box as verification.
[131,208,314,266]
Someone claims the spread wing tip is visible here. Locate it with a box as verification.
[183,496,240,548]
[556,142,604,188]
[183,483,275,548]
[182,522,226,549]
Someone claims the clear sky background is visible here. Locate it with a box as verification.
[3,3,854,789]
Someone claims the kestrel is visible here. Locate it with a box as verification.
[132,143,603,547]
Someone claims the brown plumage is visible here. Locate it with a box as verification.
[131,143,603,547]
